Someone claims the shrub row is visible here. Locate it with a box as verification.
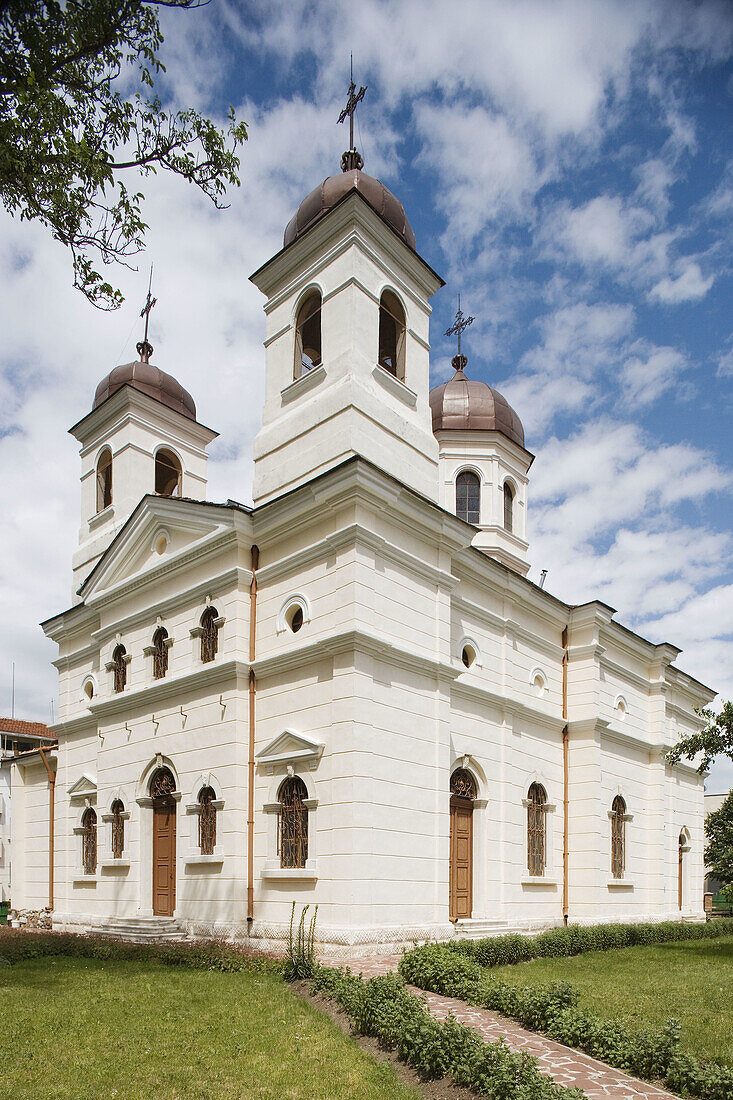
[399,943,733,1100]
[311,965,586,1100]
[0,928,277,973]
[448,918,732,969]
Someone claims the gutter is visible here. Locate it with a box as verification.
[561,627,569,925]
[247,544,259,926]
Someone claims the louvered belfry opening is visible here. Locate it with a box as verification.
[200,607,219,663]
[112,644,127,693]
[527,782,547,876]
[611,795,626,878]
[82,807,97,875]
[152,627,169,679]
[278,776,308,868]
[198,786,217,855]
[111,799,125,859]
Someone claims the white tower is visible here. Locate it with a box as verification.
[69,347,217,597]
[250,150,444,506]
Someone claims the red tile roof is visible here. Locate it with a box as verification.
[0,718,54,738]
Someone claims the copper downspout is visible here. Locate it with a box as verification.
[38,746,55,911]
[247,544,260,925]
[561,627,569,926]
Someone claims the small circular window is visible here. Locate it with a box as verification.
[461,644,476,669]
[287,605,304,633]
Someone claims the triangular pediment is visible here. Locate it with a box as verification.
[68,773,97,797]
[80,497,237,601]
[257,730,324,768]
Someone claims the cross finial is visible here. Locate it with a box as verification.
[445,294,474,371]
[136,265,157,364]
[338,56,367,172]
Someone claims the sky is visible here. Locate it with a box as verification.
[1,0,732,790]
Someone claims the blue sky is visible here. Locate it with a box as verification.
[0,0,731,789]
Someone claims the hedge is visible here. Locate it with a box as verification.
[448,918,732,970]
[400,943,733,1100]
[311,965,586,1100]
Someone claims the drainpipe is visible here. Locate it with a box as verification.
[247,544,259,926]
[561,627,569,926]
[38,746,56,911]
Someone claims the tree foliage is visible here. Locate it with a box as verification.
[704,791,733,901]
[666,701,733,773]
[0,0,247,308]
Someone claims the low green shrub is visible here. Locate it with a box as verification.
[400,943,733,1100]
[311,965,585,1100]
[450,918,731,969]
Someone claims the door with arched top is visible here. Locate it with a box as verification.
[151,767,177,916]
[449,769,477,921]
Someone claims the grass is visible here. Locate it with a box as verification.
[489,935,733,1067]
[0,957,424,1100]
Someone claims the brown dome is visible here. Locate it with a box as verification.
[430,368,525,448]
[93,359,197,421]
[284,169,416,250]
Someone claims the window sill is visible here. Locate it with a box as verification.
[89,505,114,530]
[372,364,417,407]
[72,875,97,885]
[607,879,634,889]
[99,859,130,870]
[184,853,224,866]
[521,877,559,887]
[281,364,326,405]
[261,863,318,881]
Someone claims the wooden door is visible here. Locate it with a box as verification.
[153,798,176,916]
[449,795,473,921]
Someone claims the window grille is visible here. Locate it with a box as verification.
[198,786,217,855]
[82,807,97,875]
[527,783,546,876]
[150,767,176,800]
[278,776,308,868]
[112,644,127,693]
[152,627,168,679]
[503,482,514,533]
[200,607,219,663]
[610,795,626,878]
[111,799,125,859]
[450,768,477,800]
[456,471,480,524]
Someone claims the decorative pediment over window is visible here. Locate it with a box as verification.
[68,773,98,801]
[256,730,324,773]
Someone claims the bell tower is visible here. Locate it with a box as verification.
[250,90,443,506]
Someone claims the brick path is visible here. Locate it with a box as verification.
[319,953,680,1100]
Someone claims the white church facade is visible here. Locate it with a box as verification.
[11,141,713,948]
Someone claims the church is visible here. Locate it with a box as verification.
[10,111,713,949]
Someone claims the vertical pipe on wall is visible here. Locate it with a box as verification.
[247,544,259,925]
[561,626,569,925]
[38,746,55,911]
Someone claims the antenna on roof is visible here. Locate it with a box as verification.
[539,570,548,589]
[137,264,157,364]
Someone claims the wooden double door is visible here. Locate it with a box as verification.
[449,794,473,922]
[152,797,176,916]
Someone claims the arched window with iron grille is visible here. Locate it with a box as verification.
[456,471,480,525]
[503,482,515,533]
[527,783,546,876]
[200,607,219,663]
[112,644,127,693]
[278,776,308,868]
[82,807,97,875]
[152,627,169,679]
[111,799,125,859]
[450,768,477,800]
[198,786,217,855]
[610,795,626,879]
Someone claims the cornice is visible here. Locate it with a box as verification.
[451,678,565,733]
[88,658,249,719]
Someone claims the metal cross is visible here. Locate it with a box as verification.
[445,294,474,365]
[137,265,157,363]
[337,56,367,153]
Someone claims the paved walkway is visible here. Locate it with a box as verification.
[319,953,679,1100]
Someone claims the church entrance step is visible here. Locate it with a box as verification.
[453,919,508,939]
[97,916,189,943]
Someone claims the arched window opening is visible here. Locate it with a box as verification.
[461,644,476,669]
[82,807,97,875]
[198,786,217,855]
[456,471,480,525]
[378,290,406,380]
[152,627,169,680]
[112,644,127,694]
[450,768,477,800]
[200,607,220,663]
[527,783,547,876]
[111,799,125,859]
[155,449,182,497]
[150,766,176,800]
[96,449,113,512]
[278,776,308,868]
[610,795,626,879]
[83,680,94,701]
[294,292,322,378]
[503,482,515,533]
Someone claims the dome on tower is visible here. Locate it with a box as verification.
[92,358,197,421]
[429,366,525,449]
[283,169,416,250]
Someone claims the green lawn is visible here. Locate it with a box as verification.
[489,935,733,1067]
[0,957,423,1100]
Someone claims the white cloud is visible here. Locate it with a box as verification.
[650,261,716,303]
[620,344,688,405]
